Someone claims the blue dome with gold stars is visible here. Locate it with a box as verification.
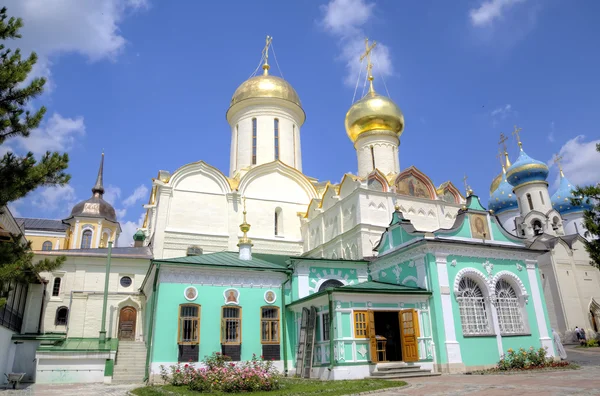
[506,148,549,188]
[551,173,592,214]
[489,175,518,214]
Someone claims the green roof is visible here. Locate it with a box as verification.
[338,280,430,293]
[37,337,118,353]
[154,251,291,271]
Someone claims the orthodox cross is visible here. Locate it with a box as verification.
[496,149,505,170]
[262,35,273,75]
[360,38,377,91]
[463,174,472,196]
[498,133,509,153]
[553,154,564,176]
[512,125,523,148]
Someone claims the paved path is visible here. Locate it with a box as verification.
[2,346,599,395]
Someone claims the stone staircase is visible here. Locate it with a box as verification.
[367,362,442,379]
[112,341,147,383]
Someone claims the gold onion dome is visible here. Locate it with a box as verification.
[230,73,302,109]
[345,89,404,143]
[490,172,502,195]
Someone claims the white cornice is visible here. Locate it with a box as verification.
[159,266,287,288]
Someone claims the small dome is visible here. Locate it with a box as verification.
[229,75,302,109]
[551,173,592,214]
[489,176,518,214]
[68,195,117,223]
[345,91,404,143]
[490,172,502,195]
[506,149,549,188]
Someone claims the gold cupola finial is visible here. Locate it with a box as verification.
[463,174,473,197]
[553,154,565,178]
[512,125,523,150]
[238,197,252,245]
[360,38,377,94]
[262,35,273,76]
[498,132,511,168]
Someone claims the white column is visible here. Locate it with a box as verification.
[95,220,103,248]
[489,300,504,356]
[435,254,463,364]
[297,263,310,299]
[72,220,80,249]
[526,259,555,356]
[151,184,173,259]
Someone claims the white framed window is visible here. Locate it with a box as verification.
[456,277,492,335]
[495,279,526,334]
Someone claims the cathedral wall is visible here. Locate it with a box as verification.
[562,212,587,239]
[514,183,553,217]
[354,134,399,177]
[27,234,67,251]
[168,191,228,234]
[496,210,518,235]
[537,253,565,333]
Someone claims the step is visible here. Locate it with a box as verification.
[112,376,145,383]
[113,372,145,378]
[367,372,442,380]
[376,362,411,370]
[114,366,146,372]
[371,367,430,376]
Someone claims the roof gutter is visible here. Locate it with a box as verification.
[281,272,291,376]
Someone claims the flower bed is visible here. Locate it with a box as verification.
[159,352,281,393]
[467,346,579,375]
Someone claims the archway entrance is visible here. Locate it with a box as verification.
[118,306,137,341]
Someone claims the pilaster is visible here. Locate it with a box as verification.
[435,253,463,365]
[526,259,554,355]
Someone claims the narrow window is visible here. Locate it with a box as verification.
[52,277,61,297]
[81,229,92,249]
[274,118,279,160]
[274,207,282,236]
[495,279,525,334]
[42,241,52,251]
[221,306,242,344]
[261,307,280,344]
[354,310,368,338]
[322,313,330,341]
[539,191,545,205]
[252,118,257,165]
[370,146,376,170]
[178,304,200,344]
[526,193,534,211]
[457,277,491,335]
[55,306,69,326]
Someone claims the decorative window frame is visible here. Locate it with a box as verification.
[453,268,495,336]
[314,278,347,294]
[260,305,280,344]
[50,271,66,301]
[321,312,331,342]
[54,306,69,326]
[353,310,368,338]
[221,305,242,345]
[492,271,530,335]
[80,224,95,249]
[178,303,201,345]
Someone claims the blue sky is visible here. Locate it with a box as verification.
[4,0,600,245]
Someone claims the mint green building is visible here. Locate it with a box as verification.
[142,193,556,380]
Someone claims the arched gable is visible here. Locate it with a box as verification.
[453,268,491,296]
[320,183,339,211]
[169,161,232,195]
[394,166,436,200]
[339,173,360,199]
[306,198,322,220]
[238,161,318,202]
[366,169,389,192]
[436,181,464,204]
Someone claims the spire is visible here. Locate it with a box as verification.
[553,154,565,178]
[262,35,272,76]
[360,38,377,95]
[92,152,105,197]
[238,197,253,260]
[512,125,523,150]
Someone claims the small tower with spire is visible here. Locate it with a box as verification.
[345,38,405,178]
[238,197,253,260]
[63,152,122,249]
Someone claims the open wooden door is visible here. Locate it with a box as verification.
[367,310,377,363]
[399,309,420,362]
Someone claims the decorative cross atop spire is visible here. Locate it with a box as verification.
[92,152,105,197]
[360,38,377,94]
[498,132,511,167]
[553,154,564,177]
[496,149,506,173]
[239,196,252,244]
[463,174,473,196]
[512,125,523,149]
[262,35,273,75]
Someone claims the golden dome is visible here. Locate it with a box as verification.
[345,90,404,143]
[229,74,302,109]
[490,172,502,195]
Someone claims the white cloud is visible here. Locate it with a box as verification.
[320,0,393,87]
[122,185,149,207]
[9,113,85,156]
[4,0,148,87]
[103,185,122,206]
[491,104,513,118]
[118,212,145,247]
[31,185,77,216]
[115,208,127,219]
[7,201,22,218]
[550,136,600,187]
[469,0,526,27]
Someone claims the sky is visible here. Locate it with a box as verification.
[4,0,600,246]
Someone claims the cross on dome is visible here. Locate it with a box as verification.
[512,125,523,149]
[360,38,377,93]
[553,154,565,177]
[262,35,273,75]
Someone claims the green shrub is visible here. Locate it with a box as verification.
[586,339,599,347]
[497,347,550,370]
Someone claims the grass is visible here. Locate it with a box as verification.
[130,378,407,396]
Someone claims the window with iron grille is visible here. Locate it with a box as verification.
[261,307,279,344]
[52,277,61,297]
[0,281,28,332]
[457,277,492,335]
[55,306,69,326]
[495,279,526,334]
[178,304,200,344]
[222,306,241,344]
[322,313,330,341]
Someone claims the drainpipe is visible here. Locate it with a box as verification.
[144,262,161,383]
[328,290,334,371]
[281,272,291,376]
[37,280,48,334]
[99,241,113,345]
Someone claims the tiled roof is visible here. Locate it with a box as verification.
[155,251,290,270]
[16,218,68,232]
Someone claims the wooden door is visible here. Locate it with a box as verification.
[118,306,137,341]
[367,310,377,363]
[399,309,420,362]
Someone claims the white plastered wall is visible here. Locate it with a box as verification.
[354,133,399,178]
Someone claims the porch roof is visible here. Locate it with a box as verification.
[36,337,118,353]
[153,251,291,271]
[287,280,431,307]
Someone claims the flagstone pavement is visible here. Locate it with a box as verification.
[1,346,598,395]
